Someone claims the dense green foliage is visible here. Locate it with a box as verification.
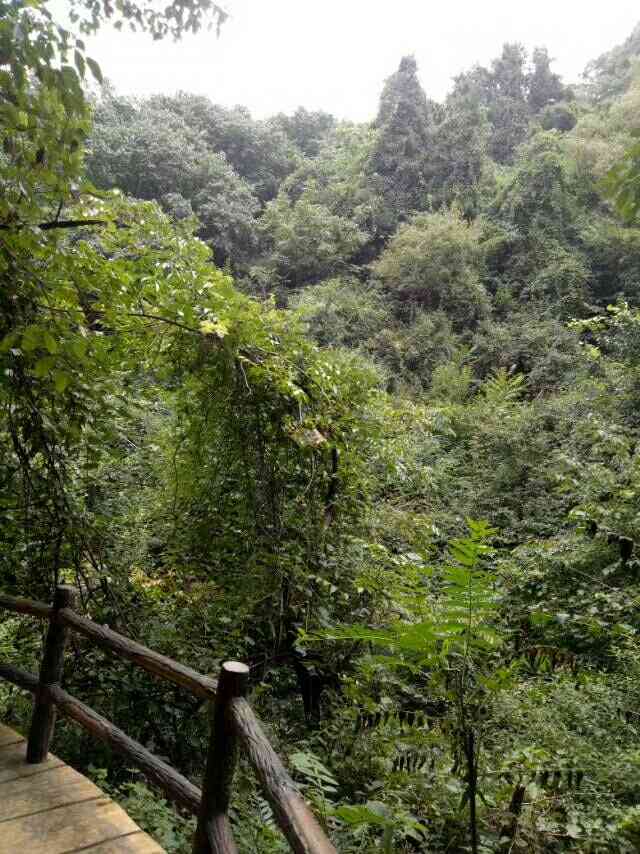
[3,3,640,852]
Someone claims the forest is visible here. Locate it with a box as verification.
[2,1,640,851]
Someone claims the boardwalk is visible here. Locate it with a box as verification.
[0,723,164,853]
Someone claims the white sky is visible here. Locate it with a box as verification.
[55,0,640,121]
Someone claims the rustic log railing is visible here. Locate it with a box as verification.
[0,587,337,854]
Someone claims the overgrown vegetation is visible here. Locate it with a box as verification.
[2,3,640,851]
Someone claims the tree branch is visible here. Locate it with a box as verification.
[0,219,108,231]
[38,219,108,230]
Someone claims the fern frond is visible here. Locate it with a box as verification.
[481,368,525,404]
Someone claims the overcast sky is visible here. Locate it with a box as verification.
[65,0,639,121]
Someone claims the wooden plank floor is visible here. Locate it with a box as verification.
[0,723,165,853]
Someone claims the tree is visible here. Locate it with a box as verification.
[0,0,92,231]
[314,521,506,854]
[492,132,580,239]
[584,22,640,103]
[89,98,216,199]
[488,133,597,315]
[372,211,490,329]
[453,43,560,164]
[492,43,529,101]
[281,123,389,254]
[540,102,577,132]
[527,47,567,112]
[67,0,227,39]
[269,107,336,158]
[488,43,531,163]
[189,159,260,265]
[369,310,460,390]
[257,193,366,287]
[292,278,390,349]
[603,132,640,223]
[367,56,432,226]
[472,310,585,393]
[428,89,492,214]
[581,219,640,303]
[88,96,261,264]
[146,94,299,201]
[526,246,591,318]
[0,0,270,595]
[565,73,640,197]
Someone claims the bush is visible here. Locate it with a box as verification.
[372,211,491,329]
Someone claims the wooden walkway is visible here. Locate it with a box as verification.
[0,724,164,853]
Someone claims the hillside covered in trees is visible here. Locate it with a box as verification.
[3,3,640,851]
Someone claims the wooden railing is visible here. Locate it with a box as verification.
[0,587,337,854]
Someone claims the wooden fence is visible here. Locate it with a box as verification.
[0,586,337,854]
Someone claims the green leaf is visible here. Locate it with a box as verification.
[34,356,55,378]
[22,326,41,352]
[0,332,19,354]
[334,803,391,828]
[200,319,229,338]
[43,330,59,354]
[74,49,85,78]
[86,57,103,84]
[69,337,88,360]
[53,370,71,393]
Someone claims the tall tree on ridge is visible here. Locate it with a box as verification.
[367,55,432,230]
[488,43,531,163]
[528,47,568,112]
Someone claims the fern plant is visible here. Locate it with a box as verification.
[289,749,339,829]
[481,368,525,405]
[305,520,509,854]
[309,519,501,664]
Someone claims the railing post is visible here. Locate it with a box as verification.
[193,660,249,854]
[26,584,76,763]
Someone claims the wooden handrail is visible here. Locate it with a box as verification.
[0,592,52,620]
[59,607,218,699]
[0,588,337,854]
[0,661,201,812]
